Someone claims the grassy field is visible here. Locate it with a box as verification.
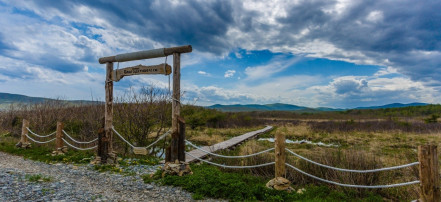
[1,97,440,201]
[206,120,441,201]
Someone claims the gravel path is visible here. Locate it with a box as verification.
[0,152,220,201]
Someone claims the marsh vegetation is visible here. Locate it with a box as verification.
[1,87,440,201]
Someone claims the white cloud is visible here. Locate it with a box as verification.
[366,10,384,23]
[374,66,398,77]
[224,70,236,78]
[308,75,440,108]
[1,0,440,107]
[198,71,208,75]
[244,56,302,80]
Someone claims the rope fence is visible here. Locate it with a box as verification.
[62,130,98,144]
[285,163,421,188]
[62,138,98,151]
[184,140,420,188]
[112,126,171,150]
[25,133,56,144]
[183,134,423,191]
[285,148,419,173]
[185,140,274,159]
[26,127,56,138]
[16,119,440,200]
[185,152,275,169]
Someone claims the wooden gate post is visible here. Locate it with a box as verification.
[100,62,114,163]
[275,132,286,178]
[168,52,181,162]
[178,117,186,162]
[17,119,30,148]
[55,122,64,150]
[418,145,440,202]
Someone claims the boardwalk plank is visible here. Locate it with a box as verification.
[185,126,273,163]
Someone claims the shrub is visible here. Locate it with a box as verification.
[25,174,51,182]
[424,114,440,123]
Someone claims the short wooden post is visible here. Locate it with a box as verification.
[168,52,181,162]
[275,132,286,178]
[178,116,186,162]
[418,145,440,202]
[17,119,30,147]
[55,122,64,150]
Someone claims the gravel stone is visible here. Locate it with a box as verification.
[0,151,224,201]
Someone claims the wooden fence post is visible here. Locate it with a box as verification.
[418,145,440,202]
[275,132,286,178]
[55,122,64,150]
[178,116,186,162]
[17,119,30,148]
[100,62,114,163]
[167,52,181,162]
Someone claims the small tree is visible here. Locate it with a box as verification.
[424,114,440,123]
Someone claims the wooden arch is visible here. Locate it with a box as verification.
[98,45,192,163]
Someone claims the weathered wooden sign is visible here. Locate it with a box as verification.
[111,63,171,82]
[133,147,148,155]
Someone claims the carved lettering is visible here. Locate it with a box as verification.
[112,63,171,82]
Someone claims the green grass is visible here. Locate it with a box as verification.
[118,157,159,166]
[93,156,160,176]
[0,140,94,164]
[25,174,51,182]
[143,164,383,201]
[94,164,124,173]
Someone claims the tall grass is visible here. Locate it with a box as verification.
[308,120,441,133]
[212,137,419,200]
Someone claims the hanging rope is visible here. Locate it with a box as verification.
[285,163,420,188]
[62,130,98,144]
[111,126,171,149]
[62,138,97,151]
[112,127,135,148]
[25,133,56,144]
[186,152,275,169]
[144,129,171,149]
[185,140,274,159]
[26,127,56,138]
[285,148,419,173]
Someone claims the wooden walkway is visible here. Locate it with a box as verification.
[185,125,273,163]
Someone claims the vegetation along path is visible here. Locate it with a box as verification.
[185,125,273,163]
[0,152,222,201]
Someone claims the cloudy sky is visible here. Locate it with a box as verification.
[0,0,440,108]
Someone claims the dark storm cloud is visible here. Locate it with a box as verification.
[333,79,368,94]
[3,0,441,85]
[24,0,235,54]
[277,0,441,84]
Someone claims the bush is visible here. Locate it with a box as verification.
[424,114,440,123]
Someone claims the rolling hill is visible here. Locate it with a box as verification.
[0,92,430,112]
[0,92,100,109]
[208,102,429,112]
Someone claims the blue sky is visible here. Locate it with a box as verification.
[0,0,440,108]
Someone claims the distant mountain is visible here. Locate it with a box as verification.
[0,93,49,104]
[208,102,430,112]
[0,92,100,109]
[0,92,430,112]
[354,102,428,109]
[208,103,311,112]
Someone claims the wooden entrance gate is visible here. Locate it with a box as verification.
[98,45,192,163]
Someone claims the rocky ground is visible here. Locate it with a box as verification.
[0,152,220,201]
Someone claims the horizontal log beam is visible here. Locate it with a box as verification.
[98,45,192,64]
